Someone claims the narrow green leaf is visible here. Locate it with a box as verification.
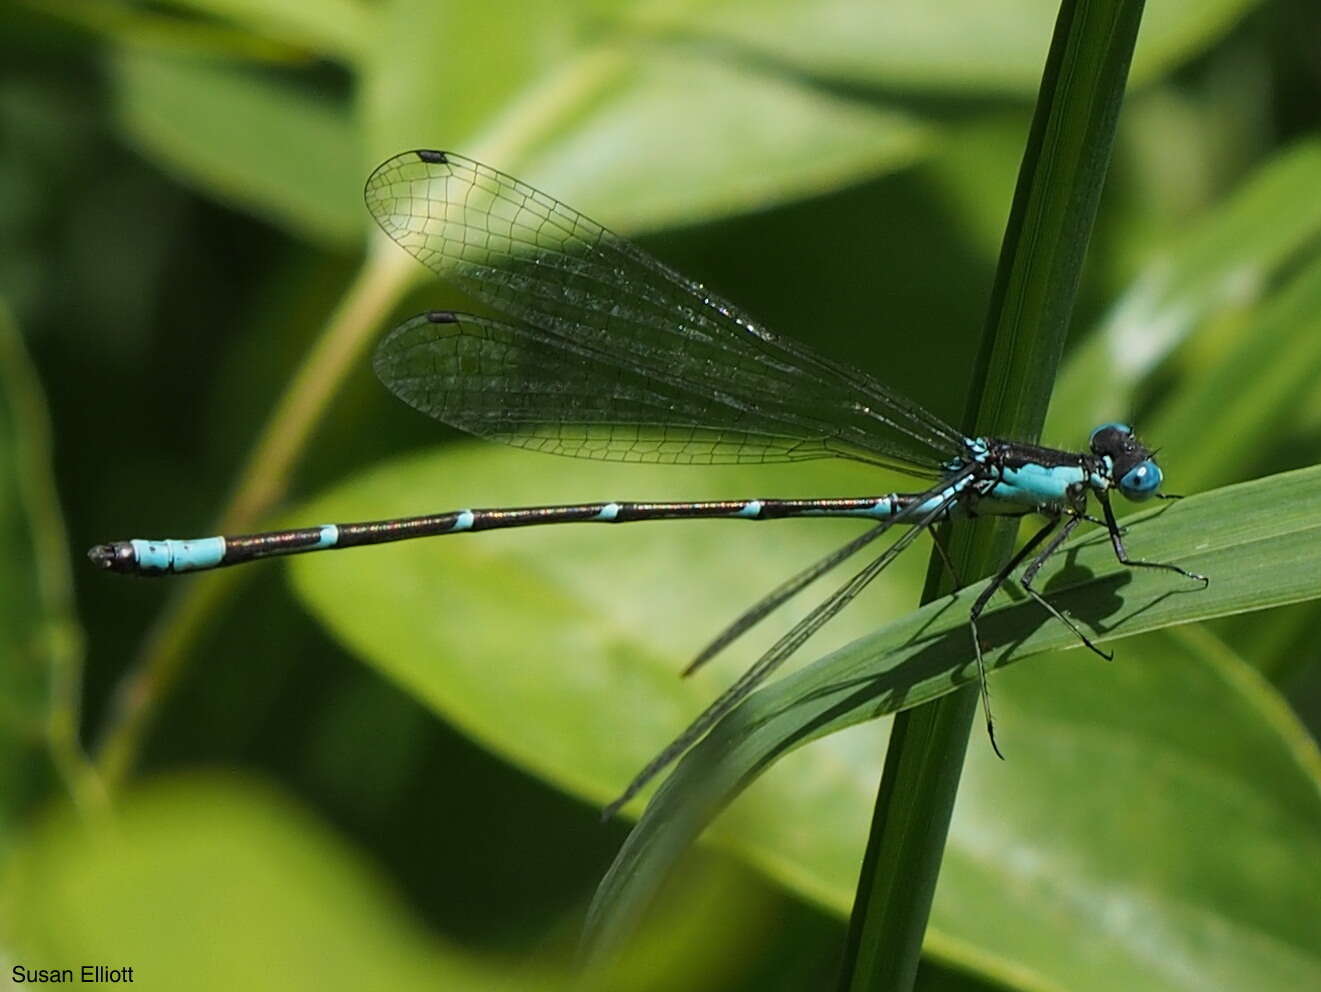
[1149,254,1321,491]
[0,311,48,794]
[586,463,1321,957]
[569,625,1321,991]
[925,627,1321,992]
[718,626,1321,992]
[1051,138,1321,435]
[837,2,1156,985]
[111,48,361,245]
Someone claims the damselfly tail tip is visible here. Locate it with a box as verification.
[599,796,626,823]
[87,541,136,574]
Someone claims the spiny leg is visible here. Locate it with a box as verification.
[966,515,1063,759]
[1018,512,1113,661]
[1069,510,1109,528]
[927,523,964,589]
[1098,490,1208,586]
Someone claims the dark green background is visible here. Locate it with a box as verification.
[3,2,1320,990]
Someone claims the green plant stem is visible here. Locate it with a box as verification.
[1,302,106,816]
[94,246,415,790]
[837,1,1149,988]
[219,248,416,533]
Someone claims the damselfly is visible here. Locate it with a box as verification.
[90,150,1207,816]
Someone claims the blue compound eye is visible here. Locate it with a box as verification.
[1118,460,1162,501]
[1089,421,1132,446]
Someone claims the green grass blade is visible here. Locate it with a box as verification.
[1051,137,1321,435]
[1149,254,1321,491]
[585,462,1321,959]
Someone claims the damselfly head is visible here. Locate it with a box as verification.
[1089,422,1163,501]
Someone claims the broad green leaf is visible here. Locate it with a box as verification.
[1050,139,1321,436]
[111,48,361,245]
[653,0,1262,95]
[160,0,374,62]
[586,464,1321,962]
[0,302,85,851]
[289,447,930,806]
[362,0,583,160]
[115,4,933,251]
[1,776,774,991]
[508,48,930,232]
[364,13,930,234]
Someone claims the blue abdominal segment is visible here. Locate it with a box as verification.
[130,537,227,574]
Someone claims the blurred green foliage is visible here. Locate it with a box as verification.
[2,1,1320,990]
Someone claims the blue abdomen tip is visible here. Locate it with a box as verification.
[131,536,227,573]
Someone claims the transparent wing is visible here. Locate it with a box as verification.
[376,311,839,465]
[365,150,966,472]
